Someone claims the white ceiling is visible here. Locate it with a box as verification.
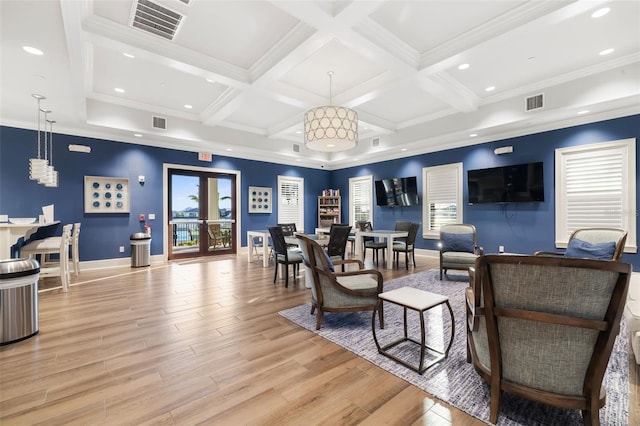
[1,0,639,170]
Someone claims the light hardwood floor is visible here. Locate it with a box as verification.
[1,254,637,425]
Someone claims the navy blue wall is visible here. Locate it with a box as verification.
[2,114,638,269]
[332,114,640,269]
[0,126,328,261]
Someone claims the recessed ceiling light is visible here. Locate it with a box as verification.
[458,63,470,70]
[226,148,232,151]
[400,148,407,152]
[206,78,216,83]
[114,88,125,93]
[599,48,614,56]
[578,110,589,115]
[592,7,610,18]
[485,86,496,92]
[134,133,143,137]
[469,133,478,137]
[184,104,193,109]
[295,130,302,134]
[23,46,43,55]
[123,53,135,58]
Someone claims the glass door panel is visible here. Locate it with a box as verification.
[168,170,236,260]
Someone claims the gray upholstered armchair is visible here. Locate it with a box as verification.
[535,227,627,260]
[296,233,383,330]
[439,224,482,280]
[466,254,631,425]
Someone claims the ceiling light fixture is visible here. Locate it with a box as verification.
[114,88,125,93]
[599,48,614,56]
[29,94,48,181]
[485,86,496,92]
[304,71,358,152]
[44,118,58,187]
[123,53,135,58]
[458,63,470,70]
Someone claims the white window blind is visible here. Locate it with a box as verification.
[349,175,372,225]
[556,138,636,251]
[422,163,463,238]
[278,176,304,232]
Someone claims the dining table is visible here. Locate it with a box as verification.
[0,221,60,259]
[354,229,408,269]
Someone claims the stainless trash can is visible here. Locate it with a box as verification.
[130,232,151,267]
[0,258,40,345]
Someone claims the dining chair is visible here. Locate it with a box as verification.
[20,223,73,292]
[393,222,420,269]
[357,221,386,266]
[268,226,303,288]
[252,235,273,262]
[326,223,352,262]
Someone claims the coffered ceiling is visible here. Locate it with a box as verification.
[1,0,639,169]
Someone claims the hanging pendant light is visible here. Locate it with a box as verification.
[44,119,58,187]
[38,109,53,185]
[304,71,358,152]
[29,94,48,180]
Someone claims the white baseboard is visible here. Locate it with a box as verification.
[77,254,166,271]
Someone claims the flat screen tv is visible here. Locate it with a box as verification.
[375,176,419,207]
[467,162,544,204]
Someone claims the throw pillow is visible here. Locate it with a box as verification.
[441,232,474,253]
[322,249,335,272]
[565,238,616,260]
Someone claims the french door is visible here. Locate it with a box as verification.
[168,169,236,260]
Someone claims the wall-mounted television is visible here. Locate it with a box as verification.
[467,162,544,204]
[375,176,419,207]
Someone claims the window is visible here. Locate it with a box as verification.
[278,176,304,232]
[556,138,636,252]
[349,175,372,226]
[422,163,463,238]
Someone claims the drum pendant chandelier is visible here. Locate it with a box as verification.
[304,71,358,152]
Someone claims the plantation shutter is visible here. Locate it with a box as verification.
[350,176,372,225]
[423,163,463,237]
[556,138,635,250]
[278,176,304,232]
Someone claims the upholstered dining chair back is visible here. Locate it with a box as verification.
[277,223,297,236]
[535,228,627,261]
[439,223,482,280]
[474,254,630,425]
[268,225,302,287]
[326,223,352,260]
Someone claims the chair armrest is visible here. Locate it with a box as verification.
[466,267,484,331]
[476,246,484,255]
[533,250,565,257]
[333,258,364,269]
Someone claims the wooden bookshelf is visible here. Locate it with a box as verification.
[318,195,341,228]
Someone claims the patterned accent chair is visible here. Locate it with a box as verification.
[466,254,630,425]
[296,233,383,330]
[439,224,482,280]
[535,228,627,261]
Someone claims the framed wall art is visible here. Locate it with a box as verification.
[248,186,272,213]
[84,176,130,213]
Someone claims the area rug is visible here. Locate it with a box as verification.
[278,270,629,425]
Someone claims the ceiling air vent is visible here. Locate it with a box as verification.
[372,137,380,147]
[132,0,183,40]
[152,116,167,130]
[525,93,544,111]
[293,144,300,153]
